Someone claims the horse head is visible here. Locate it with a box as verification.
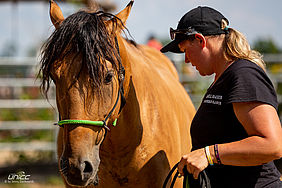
[40,1,133,186]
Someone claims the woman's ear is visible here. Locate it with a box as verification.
[195,33,206,48]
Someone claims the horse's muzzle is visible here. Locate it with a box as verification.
[60,157,99,186]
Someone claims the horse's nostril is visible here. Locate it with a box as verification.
[59,157,69,175]
[83,161,93,174]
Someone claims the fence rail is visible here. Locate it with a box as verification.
[0,99,56,109]
[0,57,38,66]
[0,121,54,130]
[0,57,57,155]
[0,78,42,87]
[0,142,55,151]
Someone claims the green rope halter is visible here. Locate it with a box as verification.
[55,119,117,130]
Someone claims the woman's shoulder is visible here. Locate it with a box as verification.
[222,59,278,109]
[229,59,263,71]
[224,59,266,79]
[229,59,266,73]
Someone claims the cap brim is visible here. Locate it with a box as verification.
[160,38,184,53]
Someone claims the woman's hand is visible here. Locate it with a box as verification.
[177,148,209,179]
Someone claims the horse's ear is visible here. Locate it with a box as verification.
[115,0,134,26]
[49,0,64,29]
[106,0,134,32]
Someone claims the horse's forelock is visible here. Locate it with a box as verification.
[39,11,122,97]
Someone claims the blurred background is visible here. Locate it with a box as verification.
[0,0,281,187]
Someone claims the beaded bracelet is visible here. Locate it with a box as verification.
[214,144,222,165]
[204,146,214,166]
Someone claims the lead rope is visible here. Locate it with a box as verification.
[162,162,211,188]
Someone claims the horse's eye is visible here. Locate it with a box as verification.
[104,71,114,84]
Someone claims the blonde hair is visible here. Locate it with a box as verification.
[221,19,265,70]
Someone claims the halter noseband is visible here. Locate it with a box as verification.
[54,37,126,131]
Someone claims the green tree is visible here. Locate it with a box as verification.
[252,37,281,54]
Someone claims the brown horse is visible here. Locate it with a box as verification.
[40,0,195,187]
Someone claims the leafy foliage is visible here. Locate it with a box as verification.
[252,37,282,54]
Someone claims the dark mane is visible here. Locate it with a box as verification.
[126,39,138,47]
[39,11,124,96]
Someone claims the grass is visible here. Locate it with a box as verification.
[0,109,55,121]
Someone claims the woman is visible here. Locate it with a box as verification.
[161,6,282,188]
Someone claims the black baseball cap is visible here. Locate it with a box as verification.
[161,6,229,53]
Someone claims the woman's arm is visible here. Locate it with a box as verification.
[178,102,282,179]
[215,102,282,166]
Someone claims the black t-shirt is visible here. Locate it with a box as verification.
[190,59,281,188]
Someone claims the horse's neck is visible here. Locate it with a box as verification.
[100,82,141,172]
[100,37,142,155]
[103,77,140,143]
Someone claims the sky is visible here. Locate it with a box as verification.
[0,0,281,57]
